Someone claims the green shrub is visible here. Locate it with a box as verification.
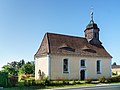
[99,76,106,83]
[86,78,92,83]
[69,80,76,85]
[18,80,24,87]
[28,80,31,86]
[24,79,35,86]
[24,80,27,86]
[35,80,41,85]
[0,72,8,87]
[106,77,112,83]
[51,81,63,86]
[20,75,27,80]
[63,80,69,85]
[112,72,117,75]
[73,80,76,85]
[19,74,35,82]
[8,75,18,87]
[107,76,120,83]
[75,80,81,84]
[44,77,50,86]
[31,79,35,85]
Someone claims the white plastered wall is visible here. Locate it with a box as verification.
[35,56,48,80]
[50,54,112,80]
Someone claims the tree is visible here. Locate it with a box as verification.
[2,65,16,75]
[17,59,25,68]
[7,61,18,75]
[8,61,17,68]
[113,62,117,65]
[1,60,35,75]
[21,63,34,74]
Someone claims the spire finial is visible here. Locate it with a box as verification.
[90,7,94,21]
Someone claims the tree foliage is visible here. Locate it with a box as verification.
[17,59,25,68]
[21,63,34,74]
[1,59,35,76]
[113,62,117,65]
[2,65,17,75]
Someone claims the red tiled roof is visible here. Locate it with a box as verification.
[35,32,112,58]
[112,65,120,69]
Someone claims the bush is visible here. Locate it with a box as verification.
[31,79,35,85]
[99,76,106,83]
[86,78,92,83]
[106,77,112,83]
[44,77,50,86]
[0,72,8,87]
[63,80,69,85]
[19,74,27,81]
[24,80,30,86]
[19,74,35,81]
[23,79,35,86]
[51,81,63,86]
[112,72,117,75]
[75,80,81,84]
[34,80,40,85]
[34,80,44,86]
[18,80,24,87]
[24,80,28,86]
[107,76,120,83]
[69,80,76,85]
[8,76,18,87]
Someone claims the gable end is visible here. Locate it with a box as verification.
[34,33,50,58]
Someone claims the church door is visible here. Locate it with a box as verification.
[80,70,85,80]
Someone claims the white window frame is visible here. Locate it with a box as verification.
[79,59,87,80]
[62,58,70,74]
[96,60,102,74]
[80,59,86,68]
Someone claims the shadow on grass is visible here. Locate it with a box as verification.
[4,85,48,90]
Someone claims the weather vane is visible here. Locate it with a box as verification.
[90,7,94,21]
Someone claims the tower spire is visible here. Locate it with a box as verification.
[84,7,102,46]
[90,7,94,21]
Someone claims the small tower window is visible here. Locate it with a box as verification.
[94,33,97,38]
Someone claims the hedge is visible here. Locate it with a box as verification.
[0,72,8,87]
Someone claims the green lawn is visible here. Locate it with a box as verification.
[4,82,120,90]
[4,86,47,90]
[4,83,94,90]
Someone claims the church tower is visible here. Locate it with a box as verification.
[84,11,102,46]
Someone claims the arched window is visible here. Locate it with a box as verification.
[81,60,85,67]
[63,59,69,73]
[97,60,102,74]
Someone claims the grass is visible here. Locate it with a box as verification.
[105,82,120,84]
[3,76,120,90]
[4,82,120,90]
[4,83,95,90]
[4,86,47,90]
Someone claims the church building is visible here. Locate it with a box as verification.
[34,13,112,80]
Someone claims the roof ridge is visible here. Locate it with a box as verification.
[46,32,85,39]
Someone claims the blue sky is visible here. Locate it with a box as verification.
[0,0,120,68]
